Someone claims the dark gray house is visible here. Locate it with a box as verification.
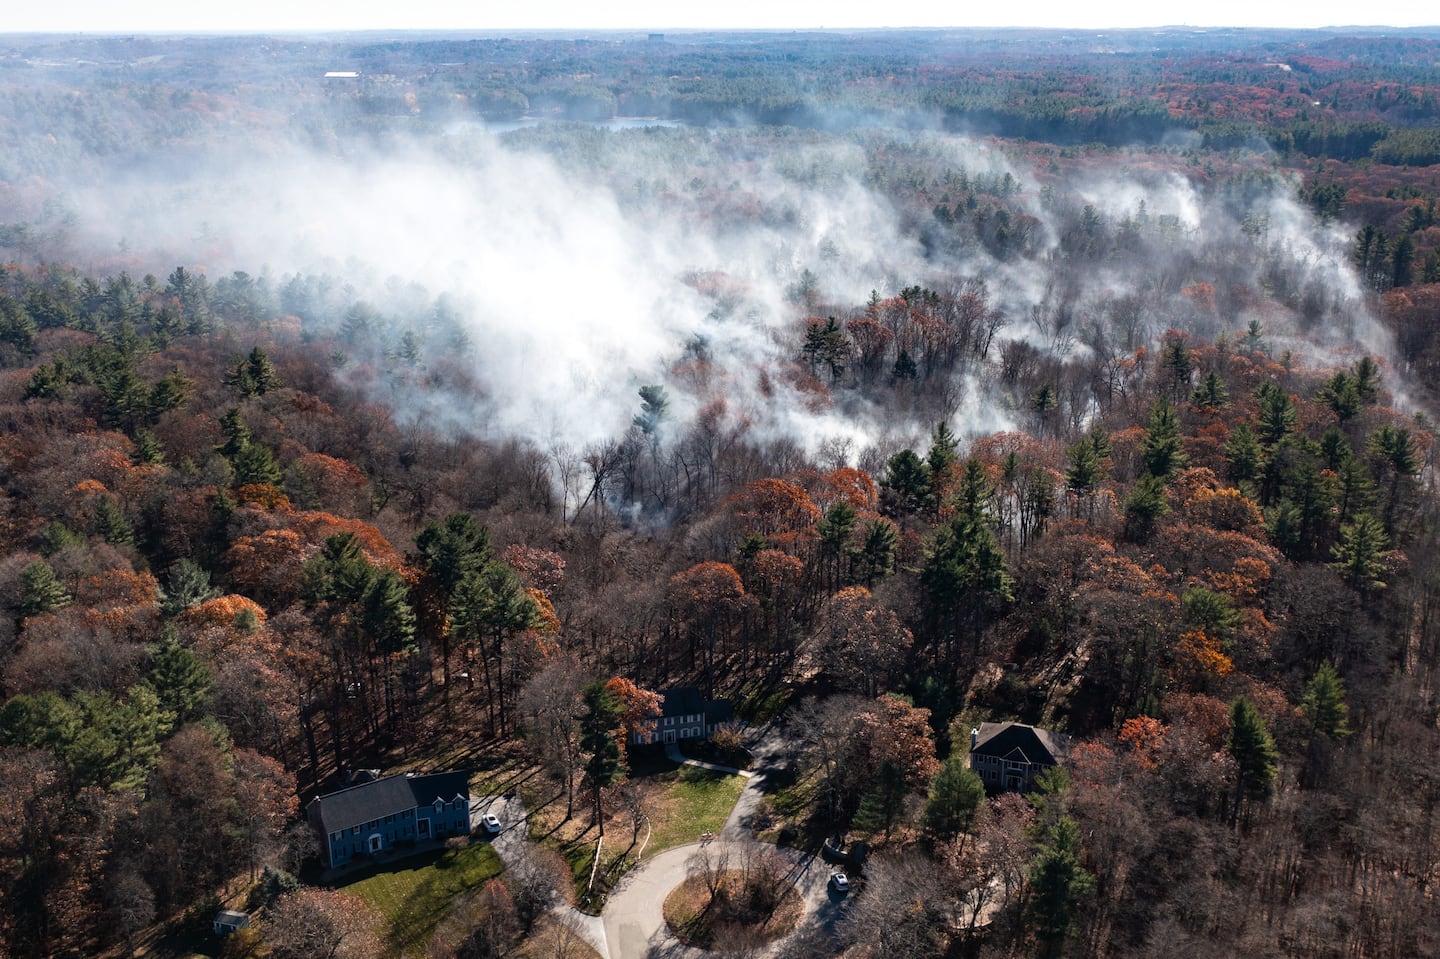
[969,722,1071,792]
[213,909,250,936]
[307,770,471,869]
[633,686,733,744]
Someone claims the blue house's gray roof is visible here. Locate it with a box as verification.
[307,770,469,835]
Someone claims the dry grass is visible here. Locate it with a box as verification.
[661,870,804,950]
[513,914,604,959]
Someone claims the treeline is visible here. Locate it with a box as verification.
[0,248,1438,955]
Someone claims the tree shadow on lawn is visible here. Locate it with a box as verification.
[337,843,503,955]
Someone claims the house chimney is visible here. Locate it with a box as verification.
[970,727,979,751]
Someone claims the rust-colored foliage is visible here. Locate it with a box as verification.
[606,677,663,745]
[668,561,747,618]
[502,544,567,595]
[726,478,821,538]
[181,594,268,629]
[234,483,292,511]
[225,529,308,609]
[1117,716,1168,769]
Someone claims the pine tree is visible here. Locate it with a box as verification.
[161,558,220,617]
[18,559,72,620]
[1228,696,1279,825]
[1301,661,1350,741]
[146,627,213,724]
[1141,396,1187,479]
[580,680,626,836]
[921,756,985,840]
[91,497,135,546]
[1123,474,1169,543]
[1330,513,1390,592]
[879,449,931,517]
[1226,423,1261,486]
[1028,816,1094,958]
[1255,383,1298,449]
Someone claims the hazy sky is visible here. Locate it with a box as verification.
[3,0,1435,33]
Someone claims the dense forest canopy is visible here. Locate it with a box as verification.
[0,25,1438,959]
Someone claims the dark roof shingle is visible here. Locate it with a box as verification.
[307,770,469,835]
[972,722,1070,766]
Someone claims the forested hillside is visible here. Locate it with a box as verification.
[0,26,1438,959]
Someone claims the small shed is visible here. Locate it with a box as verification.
[213,909,250,936]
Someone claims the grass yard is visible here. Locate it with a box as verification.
[344,841,504,955]
[522,750,748,913]
[643,764,747,854]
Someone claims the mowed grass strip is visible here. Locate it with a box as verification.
[345,841,504,955]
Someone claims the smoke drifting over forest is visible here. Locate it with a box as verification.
[5,74,1394,470]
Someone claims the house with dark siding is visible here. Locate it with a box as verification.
[968,722,1070,792]
[306,770,471,869]
[632,686,733,744]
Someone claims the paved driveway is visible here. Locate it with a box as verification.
[481,725,847,959]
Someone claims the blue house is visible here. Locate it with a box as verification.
[306,770,471,869]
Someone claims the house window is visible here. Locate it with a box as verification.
[351,826,359,836]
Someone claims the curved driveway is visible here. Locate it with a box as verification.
[482,728,846,959]
[602,837,843,959]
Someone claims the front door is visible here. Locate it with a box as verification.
[417,818,430,839]
[664,730,676,744]
[368,833,382,853]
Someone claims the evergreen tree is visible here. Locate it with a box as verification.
[225,346,282,397]
[632,384,670,437]
[579,679,626,836]
[1141,396,1187,479]
[1367,424,1420,533]
[816,500,858,587]
[91,497,135,546]
[161,558,220,617]
[1224,423,1263,488]
[1190,370,1229,409]
[1065,437,1101,496]
[146,627,213,724]
[852,760,907,839]
[363,569,418,656]
[17,558,72,620]
[148,367,193,418]
[1228,696,1279,825]
[921,756,985,840]
[890,348,918,382]
[1329,513,1390,592]
[38,521,86,557]
[856,519,897,586]
[1301,661,1350,741]
[1028,816,1094,958]
[1123,474,1169,542]
[953,458,995,521]
[1318,371,1361,421]
[926,421,960,500]
[216,407,253,459]
[879,449,931,517]
[132,428,166,465]
[231,440,283,487]
[1255,383,1298,449]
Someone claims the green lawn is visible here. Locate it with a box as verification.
[644,765,747,855]
[344,841,504,955]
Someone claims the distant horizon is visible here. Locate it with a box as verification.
[2,0,1436,36]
